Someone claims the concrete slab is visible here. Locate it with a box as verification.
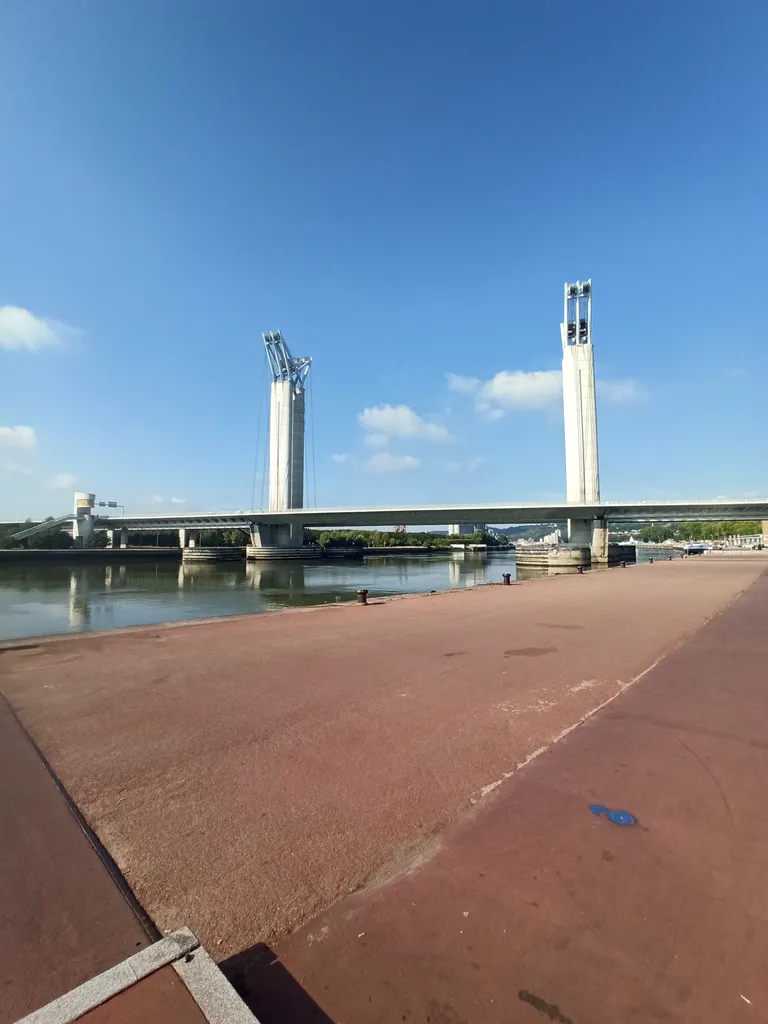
[0,558,762,965]
[259,569,768,1023]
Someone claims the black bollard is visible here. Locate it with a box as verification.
[356,589,369,605]
[502,573,512,585]
[577,565,584,574]
[668,555,673,561]
[620,561,626,568]
[649,557,654,564]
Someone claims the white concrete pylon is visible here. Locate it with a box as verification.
[263,331,311,512]
[561,281,599,505]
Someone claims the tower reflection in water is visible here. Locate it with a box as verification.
[68,568,91,629]
[448,551,488,588]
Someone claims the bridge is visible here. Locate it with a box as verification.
[86,499,768,533]
[7,284,768,556]
[8,498,760,553]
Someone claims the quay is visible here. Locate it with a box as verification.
[1,557,767,1022]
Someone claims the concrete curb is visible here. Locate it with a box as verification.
[15,928,259,1024]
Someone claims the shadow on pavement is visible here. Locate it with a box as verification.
[221,943,334,1023]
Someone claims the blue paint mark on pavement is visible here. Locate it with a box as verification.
[590,804,636,826]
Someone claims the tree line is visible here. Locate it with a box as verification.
[307,529,502,548]
[636,521,763,544]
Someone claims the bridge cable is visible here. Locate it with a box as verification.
[259,350,270,509]
[250,349,268,510]
[308,369,318,507]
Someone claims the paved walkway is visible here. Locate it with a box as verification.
[0,557,761,969]
[256,569,768,1023]
[0,696,153,1023]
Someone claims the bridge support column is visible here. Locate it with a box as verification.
[567,518,593,547]
[246,522,312,560]
[119,527,129,549]
[179,528,200,549]
[107,529,116,549]
[72,516,94,548]
[763,521,768,548]
[591,521,609,561]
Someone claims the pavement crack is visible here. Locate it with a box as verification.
[677,737,736,830]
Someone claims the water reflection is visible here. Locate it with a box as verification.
[0,551,529,641]
[245,562,307,593]
[448,551,487,588]
[68,569,91,630]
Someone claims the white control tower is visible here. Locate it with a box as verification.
[263,331,311,511]
[561,281,599,506]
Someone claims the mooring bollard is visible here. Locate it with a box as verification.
[667,555,673,561]
[502,573,512,585]
[620,561,626,568]
[577,566,584,574]
[649,557,654,564]
[356,589,369,605]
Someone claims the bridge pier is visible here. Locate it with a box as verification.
[246,522,316,560]
[179,528,200,549]
[591,521,609,561]
[567,518,593,547]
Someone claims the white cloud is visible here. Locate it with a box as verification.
[359,404,450,442]
[368,452,420,473]
[448,369,562,417]
[332,453,351,464]
[449,369,645,417]
[151,494,165,503]
[0,306,74,350]
[597,379,647,404]
[439,456,488,473]
[170,496,187,504]
[445,373,482,394]
[363,432,389,448]
[50,472,76,489]
[0,425,37,450]
[2,461,33,475]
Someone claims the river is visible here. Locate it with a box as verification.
[0,549,659,642]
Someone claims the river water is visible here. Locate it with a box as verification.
[0,549,658,642]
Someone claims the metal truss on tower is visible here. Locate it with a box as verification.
[263,330,312,390]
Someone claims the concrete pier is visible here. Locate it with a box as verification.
[181,546,245,563]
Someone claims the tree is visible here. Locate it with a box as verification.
[639,525,674,544]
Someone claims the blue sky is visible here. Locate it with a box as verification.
[1,0,766,519]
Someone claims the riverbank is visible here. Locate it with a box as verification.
[1,557,762,968]
[0,542,512,563]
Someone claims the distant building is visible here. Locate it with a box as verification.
[448,523,487,535]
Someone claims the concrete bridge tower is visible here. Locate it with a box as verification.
[249,331,312,556]
[264,331,311,511]
[561,281,602,550]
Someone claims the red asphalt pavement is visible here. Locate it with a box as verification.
[251,568,768,1023]
[79,967,207,1024]
[0,557,763,973]
[0,696,153,1023]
